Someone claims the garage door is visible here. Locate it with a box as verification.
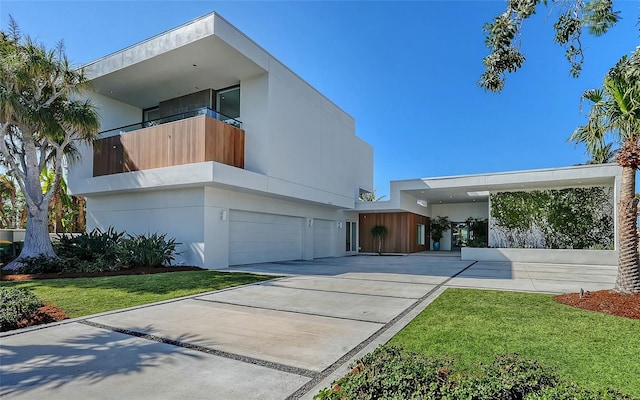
[229,211,304,265]
[313,219,334,258]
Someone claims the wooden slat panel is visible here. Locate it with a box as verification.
[93,136,123,176]
[204,117,245,168]
[359,212,430,253]
[93,115,245,176]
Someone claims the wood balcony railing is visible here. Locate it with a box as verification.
[93,114,244,177]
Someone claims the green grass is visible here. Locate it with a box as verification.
[389,288,640,396]
[0,271,274,318]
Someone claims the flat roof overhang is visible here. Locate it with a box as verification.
[397,164,620,205]
[69,161,355,210]
[82,13,268,109]
[356,164,621,213]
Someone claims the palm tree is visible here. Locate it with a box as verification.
[40,167,74,233]
[0,174,17,228]
[570,48,640,293]
[0,20,99,269]
[359,189,387,202]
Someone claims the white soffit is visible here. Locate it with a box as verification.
[83,13,267,109]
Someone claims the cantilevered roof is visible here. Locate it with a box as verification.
[357,164,621,211]
[82,12,268,109]
[401,163,619,205]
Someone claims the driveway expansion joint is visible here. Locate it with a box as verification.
[79,319,317,378]
[191,297,385,325]
[266,282,421,299]
[286,260,478,400]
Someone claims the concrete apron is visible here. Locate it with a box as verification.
[0,256,618,400]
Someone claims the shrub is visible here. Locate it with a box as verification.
[13,255,67,274]
[60,256,119,274]
[55,228,179,269]
[0,242,15,264]
[5,228,179,274]
[449,353,559,400]
[0,287,43,331]
[315,346,453,400]
[116,232,179,267]
[314,347,635,400]
[55,227,124,262]
[528,383,636,399]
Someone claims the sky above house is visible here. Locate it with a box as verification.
[1,0,638,197]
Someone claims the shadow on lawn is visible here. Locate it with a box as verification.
[2,271,273,296]
[0,324,207,397]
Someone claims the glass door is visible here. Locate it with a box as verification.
[451,222,469,251]
[216,86,240,120]
[346,221,357,252]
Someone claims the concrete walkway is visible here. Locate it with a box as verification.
[0,255,617,399]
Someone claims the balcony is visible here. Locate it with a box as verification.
[93,108,244,177]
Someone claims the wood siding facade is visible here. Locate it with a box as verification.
[93,115,244,176]
[359,212,430,253]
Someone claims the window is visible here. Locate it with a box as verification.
[216,86,240,120]
[417,224,426,245]
[346,221,357,252]
[143,106,160,123]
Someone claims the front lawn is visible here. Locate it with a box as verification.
[0,271,274,318]
[389,288,640,396]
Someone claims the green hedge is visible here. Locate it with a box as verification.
[0,287,43,331]
[315,346,636,400]
[490,187,614,249]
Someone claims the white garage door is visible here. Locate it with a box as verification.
[229,211,304,265]
[313,219,334,258]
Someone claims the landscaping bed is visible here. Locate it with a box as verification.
[1,265,205,281]
[14,303,70,329]
[555,290,640,320]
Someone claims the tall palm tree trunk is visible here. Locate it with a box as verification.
[615,165,640,293]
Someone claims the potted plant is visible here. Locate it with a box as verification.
[370,225,388,255]
[430,216,450,251]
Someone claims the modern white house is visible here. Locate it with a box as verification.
[68,12,621,268]
[68,12,373,268]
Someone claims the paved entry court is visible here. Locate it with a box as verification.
[0,255,617,399]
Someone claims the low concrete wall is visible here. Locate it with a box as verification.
[461,247,618,266]
[0,229,81,243]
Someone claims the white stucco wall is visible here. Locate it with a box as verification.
[87,92,143,131]
[461,247,618,266]
[264,59,372,200]
[84,185,352,268]
[86,187,207,267]
[68,92,142,180]
[240,73,270,175]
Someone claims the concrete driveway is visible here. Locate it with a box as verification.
[0,255,617,399]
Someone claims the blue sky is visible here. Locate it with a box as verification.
[1,0,638,197]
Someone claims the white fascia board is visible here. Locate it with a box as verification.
[84,14,216,78]
[211,14,271,71]
[393,164,620,192]
[83,13,269,79]
[70,162,355,209]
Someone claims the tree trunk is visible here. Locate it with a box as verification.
[615,165,640,293]
[3,205,56,270]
